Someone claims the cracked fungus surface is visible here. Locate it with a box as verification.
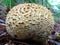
[6,3,55,40]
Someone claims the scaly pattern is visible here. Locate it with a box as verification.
[6,3,54,41]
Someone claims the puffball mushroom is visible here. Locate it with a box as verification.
[5,3,54,41]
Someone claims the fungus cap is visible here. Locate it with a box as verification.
[6,3,54,40]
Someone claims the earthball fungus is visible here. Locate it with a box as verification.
[5,3,55,41]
